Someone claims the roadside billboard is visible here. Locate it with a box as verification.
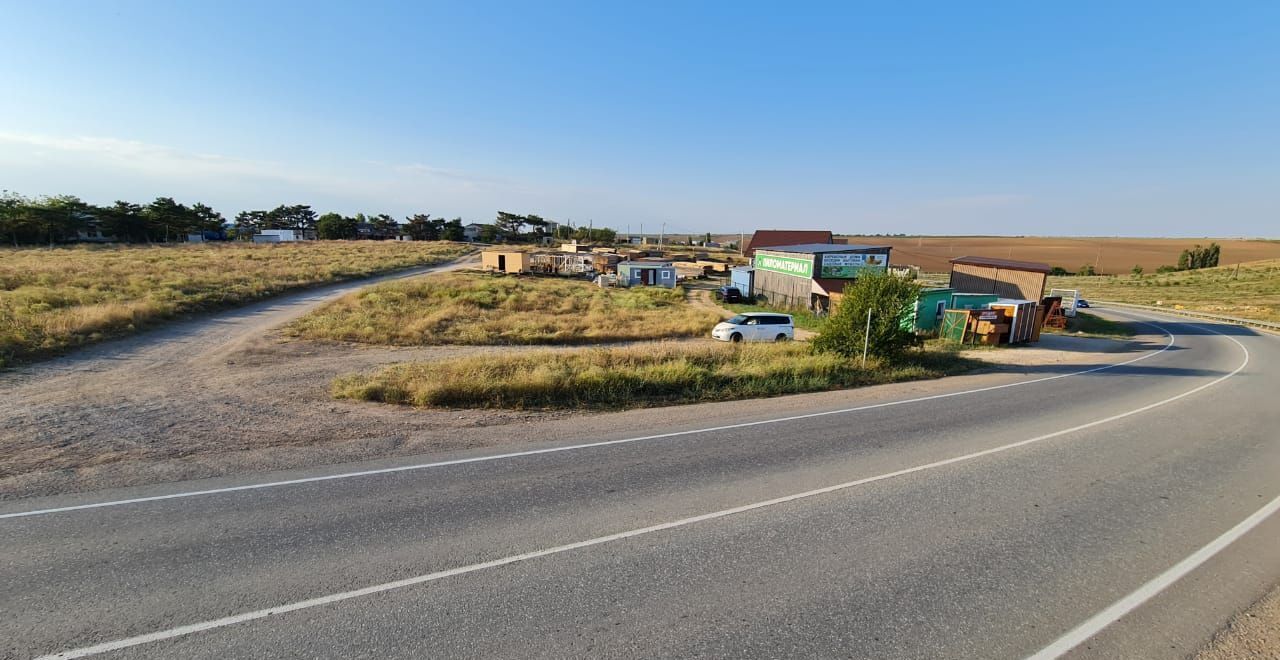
[754,252,813,278]
[819,252,889,278]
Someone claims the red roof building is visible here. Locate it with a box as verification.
[743,230,833,257]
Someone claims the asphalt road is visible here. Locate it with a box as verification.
[2,308,1277,659]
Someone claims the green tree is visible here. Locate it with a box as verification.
[370,213,399,238]
[1077,264,1096,276]
[0,191,33,246]
[190,203,225,232]
[234,210,268,238]
[812,273,921,361]
[441,218,465,241]
[99,201,147,242]
[143,197,195,241]
[28,195,91,245]
[316,212,357,239]
[404,213,442,240]
[265,204,316,230]
[494,211,526,239]
[1131,264,1144,276]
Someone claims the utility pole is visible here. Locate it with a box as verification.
[658,222,666,248]
[640,223,644,245]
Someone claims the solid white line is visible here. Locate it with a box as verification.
[1025,321,1267,659]
[0,323,1176,521]
[1025,494,1280,660]
[36,319,1251,659]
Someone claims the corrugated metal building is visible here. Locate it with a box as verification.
[949,256,1050,301]
[752,243,891,310]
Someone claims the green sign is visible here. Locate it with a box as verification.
[819,252,889,278]
[754,252,813,278]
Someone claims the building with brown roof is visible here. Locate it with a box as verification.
[948,256,1051,301]
[743,230,833,257]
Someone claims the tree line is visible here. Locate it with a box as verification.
[1,192,619,247]
[1176,243,1220,271]
[1,192,226,246]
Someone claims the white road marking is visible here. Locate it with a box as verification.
[1026,494,1280,660]
[1026,320,1269,659]
[36,318,1252,659]
[0,322,1176,520]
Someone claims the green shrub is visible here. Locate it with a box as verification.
[812,273,920,361]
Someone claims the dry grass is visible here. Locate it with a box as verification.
[332,342,981,410]
[1048,259,1280,323]
[0,241,472,366]
[286,271,721,346]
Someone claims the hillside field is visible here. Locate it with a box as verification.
[837,236,1280,274]
[1049,259,1280,324]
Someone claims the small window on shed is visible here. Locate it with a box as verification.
[661,271,671,279]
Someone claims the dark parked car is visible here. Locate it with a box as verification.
[715,286,743,303]
[1077,299,1091,308]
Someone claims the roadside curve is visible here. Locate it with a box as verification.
[0,316,1176,519]
[5,309,1277,659]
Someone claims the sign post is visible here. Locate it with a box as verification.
[862,309,872,365]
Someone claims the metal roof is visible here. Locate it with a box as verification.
[949,255,1052,273]
[743,230,833,256]
[759,243,891,254]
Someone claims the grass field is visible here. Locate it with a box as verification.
[287,271,722,346]
[1048,259,1280,323]
[0,241,472,366]
[332,342,981,409]
[836,236,1280,274]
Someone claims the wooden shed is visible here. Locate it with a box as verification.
[481,250,530,274]
[949,256,1050,301]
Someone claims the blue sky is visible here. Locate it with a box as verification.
[1,1,1277,236]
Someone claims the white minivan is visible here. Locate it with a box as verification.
[712,313,795,343]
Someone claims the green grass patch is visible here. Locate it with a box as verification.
[0,241,473,367]
[332,342,983,410]
[287,271,721,346]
